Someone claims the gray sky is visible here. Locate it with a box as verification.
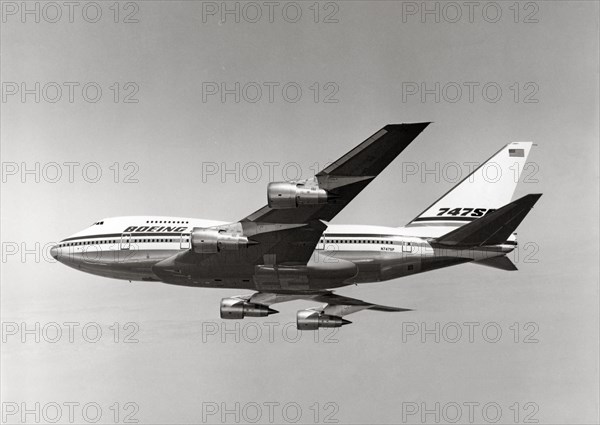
[1,1,598,424]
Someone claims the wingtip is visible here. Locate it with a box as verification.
[382,122,432,137]
[385,122,432,130]
[368,306,414,312]
[515,193,542,204]
[384,307,414,313]
[414,121,432,130]
[526,193,543,202]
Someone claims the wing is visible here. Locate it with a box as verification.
[238,122,431,265]
[243,123,431,225]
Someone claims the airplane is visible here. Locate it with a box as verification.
[51,123,542,329]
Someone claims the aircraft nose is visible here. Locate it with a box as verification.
[50,245,59,259]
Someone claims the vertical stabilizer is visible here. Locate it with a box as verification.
[406,142,533,228]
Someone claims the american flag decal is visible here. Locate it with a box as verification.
[509,148,525,157]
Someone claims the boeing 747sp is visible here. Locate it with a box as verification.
[51,123,541,329]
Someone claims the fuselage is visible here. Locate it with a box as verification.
[51,216,516,290]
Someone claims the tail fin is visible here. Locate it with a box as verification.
[433,194,542,247]
[407,142,533,228]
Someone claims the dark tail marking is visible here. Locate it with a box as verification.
[433,194,542,247]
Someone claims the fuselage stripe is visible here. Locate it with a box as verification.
[61,232,187,242]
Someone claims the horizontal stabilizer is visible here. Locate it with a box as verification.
[434,194,542,247]
[473,256,518,271]
[312,292,411,313]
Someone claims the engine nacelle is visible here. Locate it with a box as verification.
[296,310,352,330]
[267,181,327,209]
[220,298,278,319]
[191,228,253,254]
